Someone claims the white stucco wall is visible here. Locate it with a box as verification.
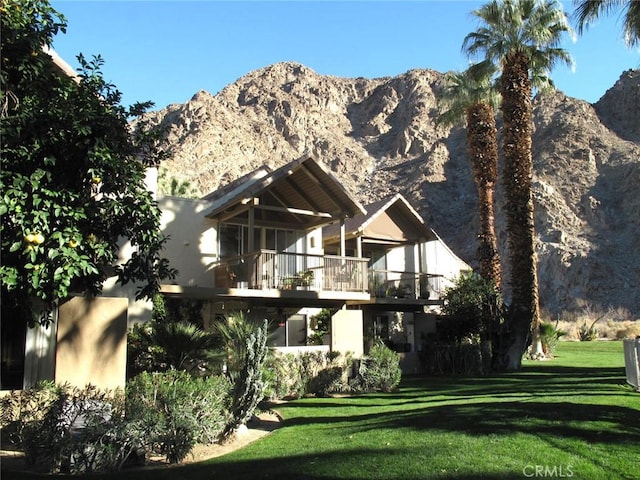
[422,237,470,291]
[158,196,218,289]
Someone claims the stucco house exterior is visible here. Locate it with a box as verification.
[156,155,470,372]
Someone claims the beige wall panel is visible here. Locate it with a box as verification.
[331,309,363,357]
[56,297,128,390]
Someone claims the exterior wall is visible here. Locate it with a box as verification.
[331,309,363,357]
[423,237,470,294]
[55,297,128,390]
[159,196,218,289]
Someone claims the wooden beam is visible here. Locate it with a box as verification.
[218,204,250,223]
[255,204,332,218]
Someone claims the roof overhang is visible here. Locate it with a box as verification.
[203,155,366,229]
[324,193,437,245]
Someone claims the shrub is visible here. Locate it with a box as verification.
[263,350,352,399]
[439,272,504,343]
[352,340,401,393]
[307,366,345,397]
[126,371,231,464]
[0,380,59,445]
[539,322,566,357]
[15,384,138,474]
[263,351,305,400]
[127,320,222,378]
[578,320,599,342]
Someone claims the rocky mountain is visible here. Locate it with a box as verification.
[142,63,640,317]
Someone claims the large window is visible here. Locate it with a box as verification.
[220,224,304,259]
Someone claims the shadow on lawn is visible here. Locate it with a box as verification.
[281,362,640,446]
[111,447,528,480]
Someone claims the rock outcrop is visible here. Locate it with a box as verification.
[141,63,640,317]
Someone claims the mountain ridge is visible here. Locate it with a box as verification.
[142,63,640,317]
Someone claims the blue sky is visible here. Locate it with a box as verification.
[51,1,639,111]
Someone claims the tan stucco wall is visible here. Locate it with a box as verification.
[55,296,128,391]
[331,309,363,357]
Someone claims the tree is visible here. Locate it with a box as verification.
[463,0,574,370]
[1,0,176,325]
[573,0,640,47]
[438,63,502,291]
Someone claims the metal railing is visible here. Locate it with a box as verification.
[213,250,369,293]
[368,270,446,300]
[213,251,445,299]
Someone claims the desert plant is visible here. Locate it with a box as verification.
[578,319,600,341]
[223,319,268,438]
[539,322,566,357]
[126,370,231,464]
[352,340,402,393]
[216,311,265,378]
[262,351,305,400]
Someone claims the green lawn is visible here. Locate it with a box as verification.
[7,341,639,479]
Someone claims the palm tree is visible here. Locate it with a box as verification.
[574,0,640,47]
[438,63,502,291]
[463,0,574,370]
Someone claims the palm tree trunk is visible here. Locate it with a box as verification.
[499,51,542,370]
[466,103,501,290]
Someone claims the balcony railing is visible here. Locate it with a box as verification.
[212,251,446,300]
[213,250,369,293]
[368,270,446,301]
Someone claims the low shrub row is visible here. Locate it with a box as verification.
[263,341,402,400]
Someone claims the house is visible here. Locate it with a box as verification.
[157,155,470,372]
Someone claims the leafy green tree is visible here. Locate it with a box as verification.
[438,63,502,290]
[1,0,176,324]
[440,271,504,345]
[573,0,640,46]
[463,0,574,370]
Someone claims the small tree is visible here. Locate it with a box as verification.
[1,0,176,325]
[441,272,504,345]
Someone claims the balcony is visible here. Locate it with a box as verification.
[368,270,446,301]
[213,250,369,294]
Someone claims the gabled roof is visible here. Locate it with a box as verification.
[324,193,437,244]
[203,155,366,229]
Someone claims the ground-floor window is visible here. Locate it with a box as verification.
[268,314,307,347]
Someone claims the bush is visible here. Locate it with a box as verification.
[0,381,60,446]
[10,383,138,474]
[263,350,352,400]
[126,371,231,464]
[352,340,401,393]
[127,320,222,378]
[439,272,503,344]
[578,320,599,342]
[539,322,566,357]
[262,351,305,400]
